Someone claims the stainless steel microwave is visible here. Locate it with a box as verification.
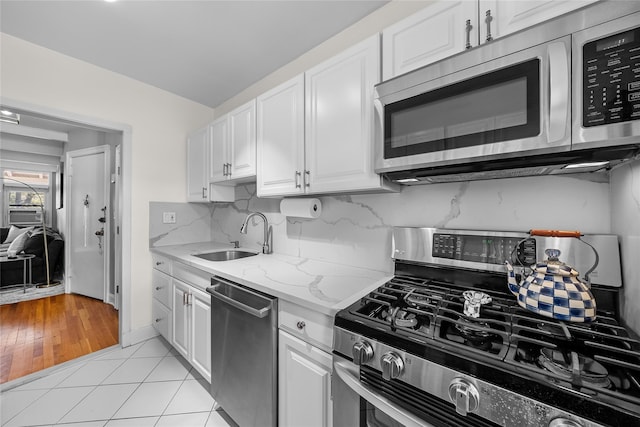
[375,2,640,184]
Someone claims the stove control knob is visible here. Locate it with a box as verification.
[380,352,404,381]
[549,419,583,427]
[448,378,479,416]
[352,341,374,365]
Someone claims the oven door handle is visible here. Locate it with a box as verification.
[333,359,434,427]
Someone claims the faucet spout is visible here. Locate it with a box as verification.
[240,212,272,254]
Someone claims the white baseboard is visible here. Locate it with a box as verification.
[121,325,159,348]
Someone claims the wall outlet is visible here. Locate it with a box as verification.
[163,212,176,224]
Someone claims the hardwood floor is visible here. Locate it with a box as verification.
[0,293,118,384]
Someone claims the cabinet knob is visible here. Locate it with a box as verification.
[296,321,306,330]
[155,286,162,290]
[156,261,163,266]
[155,318,162,323]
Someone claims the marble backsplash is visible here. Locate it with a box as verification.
[151,174,611,273]
[610,159,640,334]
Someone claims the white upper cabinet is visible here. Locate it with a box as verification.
[382,1,478,80]
[186,125,209,202]
[210,99,257,184]
[257,35,395,197]
[305,34,392,195]
[257,74,305,197]
[187,122,234,203]
[480,0,598,42]
[383,0,598,80]
[209,116,228,183]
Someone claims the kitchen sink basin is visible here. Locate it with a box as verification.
[194,250,258,262]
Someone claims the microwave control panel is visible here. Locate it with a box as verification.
[583,25,640,127]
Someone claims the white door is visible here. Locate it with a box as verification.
[66,146,110,301]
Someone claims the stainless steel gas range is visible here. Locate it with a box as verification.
[332,228,640,427]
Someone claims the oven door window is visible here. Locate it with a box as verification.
[384,59,540,159]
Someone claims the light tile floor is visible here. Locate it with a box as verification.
[0,337,237,427]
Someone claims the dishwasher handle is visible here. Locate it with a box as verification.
[207,276,274,319]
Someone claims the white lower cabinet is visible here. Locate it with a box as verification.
[278,330,333,427]
[171,277,212,383]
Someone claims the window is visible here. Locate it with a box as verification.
[2,169,52,226]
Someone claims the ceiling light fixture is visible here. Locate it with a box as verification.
[0,109,20,125]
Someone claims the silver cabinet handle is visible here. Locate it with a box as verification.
[202,187,207,199]
[227,163,232,177]
[223,163,227,176]
[465,19,473,49]
[304,170,310,188]
[484,10,493,42]
[295,171,301,188]
[296,321,306,330]
[333,360,429,427]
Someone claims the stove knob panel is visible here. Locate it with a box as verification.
[380,352,404,381]
[448,378,479,416]
[352,341,374,365]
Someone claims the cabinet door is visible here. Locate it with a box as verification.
[186,126,209,202]
[172,279,190,359]
[257,74,305,197]
[305,34,383,194]
[190,287,212,383]
[480,0,598,43]
[228,100,257,180]
[382,0,478,80]
[279,330,332,427]
[209,117,228,183]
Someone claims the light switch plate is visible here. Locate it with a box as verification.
[163,212,176,224]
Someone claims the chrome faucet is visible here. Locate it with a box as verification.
[240,212,272,254]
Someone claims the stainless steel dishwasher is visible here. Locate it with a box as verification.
[207,275,278,427]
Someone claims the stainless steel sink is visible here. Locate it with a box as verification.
[194,250,258,262]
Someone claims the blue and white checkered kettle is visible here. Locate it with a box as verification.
[505,231,598,323]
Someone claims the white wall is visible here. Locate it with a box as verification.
[214,0,432,117]
[0,32,214,334]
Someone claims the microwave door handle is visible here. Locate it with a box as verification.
[333,359,434,427]
[547,41,570,143]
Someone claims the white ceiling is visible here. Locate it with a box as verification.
[0,0,389,109]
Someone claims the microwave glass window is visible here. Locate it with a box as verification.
[384,59,540,159]
[390,77,528,149]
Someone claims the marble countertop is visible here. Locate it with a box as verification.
[150,242,392,317]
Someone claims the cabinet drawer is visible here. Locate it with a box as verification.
[152,269,172,308]
[278,300,333,352]
[152,253,172,275]
[152,298,172,342]
[173,262,211,291]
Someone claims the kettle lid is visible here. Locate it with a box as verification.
[532,249,579,277]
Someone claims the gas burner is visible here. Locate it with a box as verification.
[453,317,495,350]
[385,306,420,329]
[538,348,611,388]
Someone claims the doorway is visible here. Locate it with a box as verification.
[0,97,132,378]
[66,146,110,302]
